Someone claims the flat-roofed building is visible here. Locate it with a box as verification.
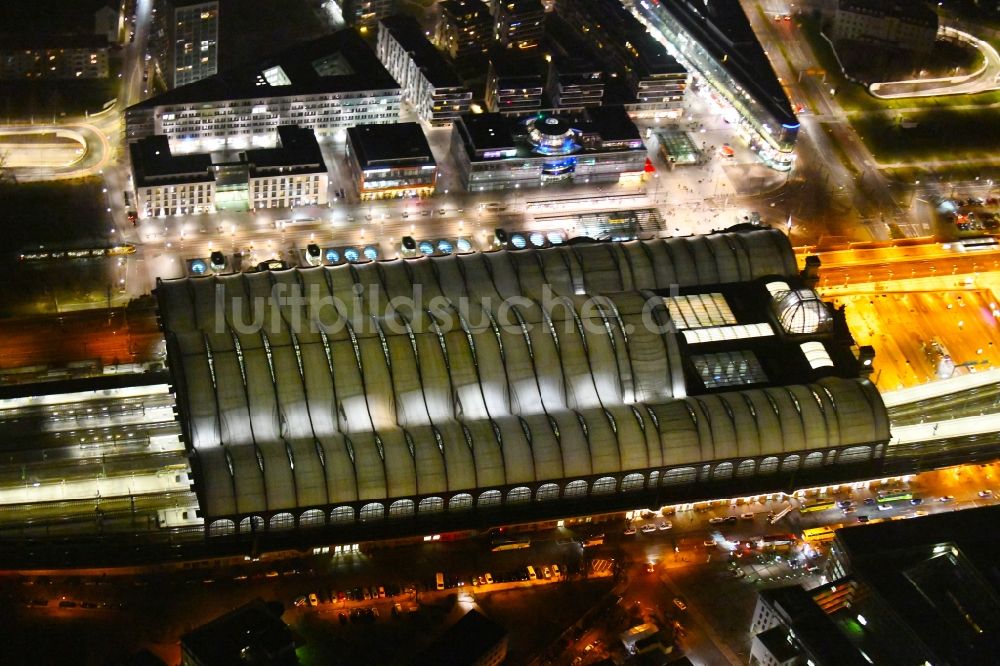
[126,30,401,151]
[377,15,471,126]
[130,135,216,218]
[346,122,436,200]
[181,598,297,666]
[0,34,110,79]
[832,0,938,53]
[451,107,648,191]
[244,125,329,210]
[162,0,218,88]
[493,0,545,49]
[130,125,327,217]
[332,0,396,31]
[485,56,545,112]
[556,0,686,114]
[544,16,605,108]
[414,610,508,666]
[436,0,492,60]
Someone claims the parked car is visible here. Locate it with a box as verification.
[724,516,738,524]
[640,524,657,533]
[308,593,319,607]
[659,521,672,530]
[484,573,494,584]
[740,513,754,520]
[624,526,637,535]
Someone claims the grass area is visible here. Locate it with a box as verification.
[852,106,1000,163]
[798,13,1000,114]
[0,178,118,316]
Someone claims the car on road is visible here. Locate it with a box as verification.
[910,497,923,505]
[308,593,319,607]
[294,596,307,607]
[864,498,877,506]
[659,521,672,530]
[979,490,993,498]
[837,500,854,509]
[640,524,657,534]
[708,517,725,524]
[938,496,955,502]
[877,503,893,511]
[437,209,447,215]
[624,526,637,535]
[673,598,687,611]
[740,513,754,520]
[703,539,716,547]
[843,506,856,515]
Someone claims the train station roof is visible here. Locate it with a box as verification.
[156,229,889,522]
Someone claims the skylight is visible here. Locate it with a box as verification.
[262,65,291,86]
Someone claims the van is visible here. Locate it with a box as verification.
[435,572,445,591]
[526,566,537,580]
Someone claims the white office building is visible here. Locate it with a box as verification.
[377,15,471,126]
[126,31,401,151]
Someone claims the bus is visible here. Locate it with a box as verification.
[802,526,837,543]
[769,506,792,524]
[877,490,913,504]
[799,499,836,513]
[758,533,797,549]
[491,535,531,552]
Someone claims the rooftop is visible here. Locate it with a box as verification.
[413,610,507,666]
[0,33,110,50]
[755,625,801,662]
[760,586,870,665]
[129,136,214,187]
[834,505,1000,663]
[180,598,298,666]
[379,15,463,88]
[346,122,435,168]
[838,0,938,25]
[128,30,398,111]
[243,125,325,170]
